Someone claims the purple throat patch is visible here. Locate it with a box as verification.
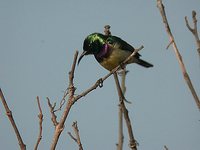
[96,44,110,59]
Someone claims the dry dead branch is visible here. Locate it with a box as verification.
[34,96,43,150]
[116,68,128,150]
[68,121,83,150]
[157,0,200,111]
[113,73,137,150]
[47,97,59,127]
[164,145,169,150]
[0,88,26,150]
[185,10,200,58]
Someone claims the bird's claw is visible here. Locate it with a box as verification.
[119,62,126,69]
[97,78,103,88]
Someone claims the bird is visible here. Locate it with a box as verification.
[78,33,153,71]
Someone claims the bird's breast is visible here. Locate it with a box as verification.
[96,48,132,71]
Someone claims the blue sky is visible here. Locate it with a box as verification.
[0,0,200,149]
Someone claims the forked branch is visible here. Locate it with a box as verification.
[185,10,200,57]
[68,121,83,150]
[47,97,59,127]
[157,0,200,111]
[113,73,137,150]
[50,50,79,150]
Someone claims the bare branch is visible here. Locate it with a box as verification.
[68,132,77,142]
[116,103,124,150]
[47,97,59,127]
[72,121,83,150]
[54,89,68,112]
[164,145,169,150]
[166,40,174,50]
[0,88,26,150]
[157,0,200,111]
[68,121,84,150]
[185,10,200,58]
[50,50,79,150]
[34,96,43,150]
[185,16,194,33]
[116,68,128,150]
[118,68,128,94]
[113,73,137,150]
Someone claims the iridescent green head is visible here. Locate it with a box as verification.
[78,33,106,64]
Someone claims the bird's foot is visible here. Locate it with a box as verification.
[97,78,103,88]
[119,62,126,70]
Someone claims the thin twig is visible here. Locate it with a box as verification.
[0,88,26,150]
[119,68,128,95]
[164,145,169,150]
[72,121,83,150]
[116,102,123,150]
[68,132,77,142]
[157,0,200,111]
[54,90,68,112]
[119,70,131,104]
[50,50,79,150]
[68,121,84,150]
[113,73,137,150]
[116,68,128,150]
[34,96,43,150]
[47,97,59,127]
[185,11,200,58]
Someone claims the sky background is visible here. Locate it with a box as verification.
[0,0,200,150]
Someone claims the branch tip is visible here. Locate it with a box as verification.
[157,0,200,110]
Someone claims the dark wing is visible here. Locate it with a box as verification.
[106,35,141,57]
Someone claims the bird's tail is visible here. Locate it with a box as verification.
[136,59,153,68]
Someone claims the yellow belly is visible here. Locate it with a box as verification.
[99,48,132,71]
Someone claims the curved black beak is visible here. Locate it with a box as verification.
[78,51,88,65]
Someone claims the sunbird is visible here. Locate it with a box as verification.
[78,33,153,71]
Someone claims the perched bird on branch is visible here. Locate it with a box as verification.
[78,33,153,71]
